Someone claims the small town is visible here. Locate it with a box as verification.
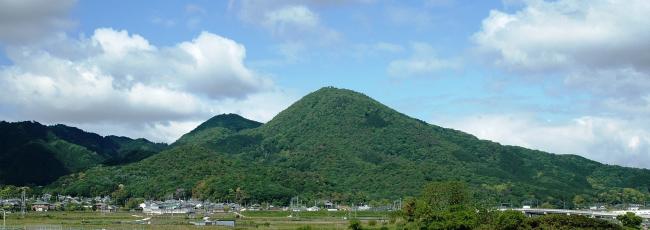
[1,193,389,214]
[2,192,649,228]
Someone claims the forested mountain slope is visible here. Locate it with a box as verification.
[50,87,650,206]
[0,121,166,185]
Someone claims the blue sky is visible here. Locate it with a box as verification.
[1,0,649,168]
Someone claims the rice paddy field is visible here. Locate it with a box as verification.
[0,210,396,230]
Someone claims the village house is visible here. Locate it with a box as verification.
[140,200,194,214]
[94,202,117,213]
[32,201,51,212]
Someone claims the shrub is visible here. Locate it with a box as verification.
[617,212,642,229]
[296,226,312,230]
[495,210,526,230]
[349,219,363,230]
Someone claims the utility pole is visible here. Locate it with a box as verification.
[2,208,5,228]
[21,188,26,217]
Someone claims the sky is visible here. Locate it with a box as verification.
[0,0,649,168]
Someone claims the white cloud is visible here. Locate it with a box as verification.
[264,5,319,31]
[472,0,650,109]
[0,0,76,44]
[234,1,340,43]
[437,114,650,168]
[92,28,155,57]
[474,0,650,73]
[207,89,299,124]
[0,28,292,142]
[62,88,298,143]
[470,1,650,168]
[387,42,459,77]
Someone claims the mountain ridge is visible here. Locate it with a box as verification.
[0,121,167,185]
[27,87,650,207]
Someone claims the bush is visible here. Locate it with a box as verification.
[617,212,642,229]
[349,219,363,230]
[296,226,312,230]
[526,214,622,230]
[368,220,377,226]
[495,210,526,230]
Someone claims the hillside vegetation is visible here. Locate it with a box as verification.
[0,121,167,185]
[48,87,650,206]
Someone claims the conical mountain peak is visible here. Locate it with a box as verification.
[262,87,401,132]
[192,113,262,133]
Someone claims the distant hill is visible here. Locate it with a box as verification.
[50,87,650,206]
[0,121,167,185]
[174,113,262,146]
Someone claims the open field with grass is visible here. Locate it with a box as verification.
[0,211,395,230]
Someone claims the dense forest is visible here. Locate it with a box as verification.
[0,121,167,185]
[396,181,641,229]
[3,87,650,208]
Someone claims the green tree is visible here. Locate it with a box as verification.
[402,197,417,222]
[540,202,555,209]
[573,195,586,208]
[404,181,478,230]
[348,219,362,230]
[111,184,129,206]
[420,181,471,210]
[622,188,646,205]
[125,198,144,210]
[495,210,526,230]
[0,185,21,198]
[617,212,643,229]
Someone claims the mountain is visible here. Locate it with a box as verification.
[0,121,167,185]
[174,114,262,145]
[49,87,650,206]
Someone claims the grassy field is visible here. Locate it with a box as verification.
[0,210,396,230]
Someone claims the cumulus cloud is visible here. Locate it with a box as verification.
[0,0,76,44]
[263,5,319,32]
[474,0,650,73]
[468,0,650,168]
[473,0,650,105]
[437,114,650,168]
[232,0,342,43]
[387,42,459,77]
[0,28,292,142]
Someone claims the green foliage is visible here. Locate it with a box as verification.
[525,214,622,229]
[174,113,262,145]
[0,121,166,186]
[0,185,22,198]
[125,197,145,210]
[617,212,643,229]
[406,182,624,230]
[494,211,526,230]
[421,181,471,210]
[404,181,478,229]
[348,219,362,230]
[37,87,650,206]
[539,202,555,209]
